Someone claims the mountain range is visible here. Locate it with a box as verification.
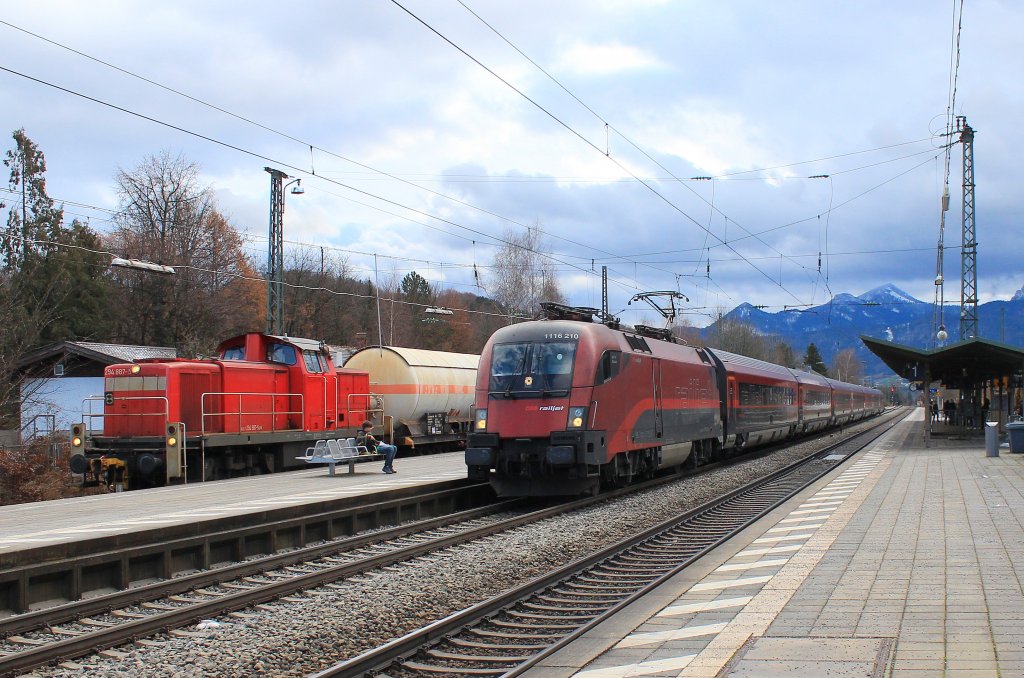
[700,283,1024,379]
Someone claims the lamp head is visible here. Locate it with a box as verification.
[290,179,304,195]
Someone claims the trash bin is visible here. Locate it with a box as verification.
[1008,421,1024,454]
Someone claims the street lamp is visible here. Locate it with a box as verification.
[111,257,175,275]
[264,168,303,335]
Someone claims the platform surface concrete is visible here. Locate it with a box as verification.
[0,451,467,555]
[528,407,1024,677]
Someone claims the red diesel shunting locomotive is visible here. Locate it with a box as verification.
[70,333,371,489]
[465,304,883,496]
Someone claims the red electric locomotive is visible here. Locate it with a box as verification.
[466,304,883,496]
[69,333,371,489]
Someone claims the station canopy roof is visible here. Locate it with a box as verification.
[861,335,1024,388]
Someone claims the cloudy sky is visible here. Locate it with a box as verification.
[2,1,1020,327]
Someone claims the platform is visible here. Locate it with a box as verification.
[529,408,1024,677]
[0,451,467,557]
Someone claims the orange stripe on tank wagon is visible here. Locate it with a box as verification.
[370,384,473,395]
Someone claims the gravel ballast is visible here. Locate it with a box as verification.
[28,415,897,677]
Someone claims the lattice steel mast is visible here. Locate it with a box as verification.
[265,167,288,335]
[957,116,977,340]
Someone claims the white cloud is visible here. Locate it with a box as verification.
[554,41,665,76]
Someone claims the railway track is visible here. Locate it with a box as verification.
[314,415,897,677]
[0,497,536,676]
[0,410,902,675]
[0,472,690,675]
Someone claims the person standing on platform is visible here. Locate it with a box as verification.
[357,420,398,474]
[931,399,939,422]
[943,400,955,425]
[981,398,990,428]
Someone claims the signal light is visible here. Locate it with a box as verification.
[166,422,182,455]
[165,422,184,481]
[71,423,86,450]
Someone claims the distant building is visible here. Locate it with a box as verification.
[13,341,176,441]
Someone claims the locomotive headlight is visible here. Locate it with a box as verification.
[474,409,488,431]
[130,364,141,374]
[72,436,82,448]
[166,436,177,448]
[567,406,587,429]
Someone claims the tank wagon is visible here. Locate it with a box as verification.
[343,346,480,449]
[465,303,884,496]
[70,333,371,490]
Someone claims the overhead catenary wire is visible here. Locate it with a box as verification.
[1,15,959,313]
[450,1,957,311]
[0,19,654,289]
[393,0,806,304]
[452,0,851,301]
[933,0,965,342]
[0,64,661,303]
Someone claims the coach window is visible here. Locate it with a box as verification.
[303,350,324,373]
[268,343,297,366]
[596,350,622,384]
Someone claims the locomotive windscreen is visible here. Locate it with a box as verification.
[488,341,576,396]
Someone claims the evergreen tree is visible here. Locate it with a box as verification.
[0,129,108,343]
[802,342,828,375]
[0,129,109,427]
[2,129,62,270]
[400,271,450,349]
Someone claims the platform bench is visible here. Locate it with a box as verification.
[297,438,384,476]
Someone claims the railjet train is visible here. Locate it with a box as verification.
[465,304,883,496]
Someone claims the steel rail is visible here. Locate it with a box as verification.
[0,409,904,675]
[0,475,682,675]
[314,413,898,676]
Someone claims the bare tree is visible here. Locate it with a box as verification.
[487,222,564,322]
[106,152,261,353]
[281,245,359,342]
[704,310,798,365]
[830,348,864,383]
[707,315,768,359]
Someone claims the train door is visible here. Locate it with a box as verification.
[727,375,738,435]
[300,349,333,431]
[653,358,663,439]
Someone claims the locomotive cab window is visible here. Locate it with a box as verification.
[267,343,297,366]
[596,350,622,384]
[221,347,245,361]
[489,340,577,395]
[302,350,324,373]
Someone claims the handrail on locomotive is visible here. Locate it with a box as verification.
[199,391,305,435]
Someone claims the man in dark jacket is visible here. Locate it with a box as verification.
[356,421,398,474]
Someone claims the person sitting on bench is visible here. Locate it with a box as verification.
[357,420,398,474]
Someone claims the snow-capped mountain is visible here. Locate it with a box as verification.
[702,283,1023,377]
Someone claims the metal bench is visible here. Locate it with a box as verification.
[297,438,383,476]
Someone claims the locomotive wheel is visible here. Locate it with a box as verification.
[612,453,633,488]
